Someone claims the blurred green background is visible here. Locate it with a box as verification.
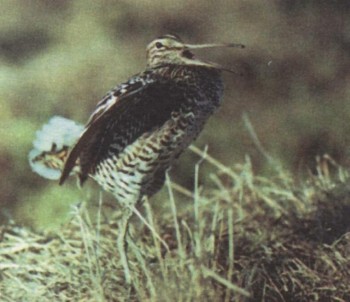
[1,0,350,228]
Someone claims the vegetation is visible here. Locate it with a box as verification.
[1,148,350,301]
[1,1,350,301]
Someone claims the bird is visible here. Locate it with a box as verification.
[29,34,244,283]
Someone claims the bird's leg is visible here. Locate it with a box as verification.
[117,206,133,284]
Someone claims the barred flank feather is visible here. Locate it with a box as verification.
[28,116,84,180]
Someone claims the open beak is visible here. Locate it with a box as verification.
[183,42,245,74]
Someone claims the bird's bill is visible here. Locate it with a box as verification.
[183,42,244,74]
[184,42,245,50]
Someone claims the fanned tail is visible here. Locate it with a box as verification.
[28,116,84,180]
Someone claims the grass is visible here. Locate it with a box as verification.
[1,146,350,301]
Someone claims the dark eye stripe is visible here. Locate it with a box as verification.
[155,42,163,49]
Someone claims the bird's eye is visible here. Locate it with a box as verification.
[155,42,163,49]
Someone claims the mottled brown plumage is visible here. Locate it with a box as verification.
[60,34,244,208]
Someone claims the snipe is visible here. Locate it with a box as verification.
[29,34,244,283]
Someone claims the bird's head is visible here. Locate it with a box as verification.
[146,34,244,73]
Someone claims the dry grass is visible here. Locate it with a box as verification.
[1,148,350,301]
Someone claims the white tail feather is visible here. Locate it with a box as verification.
[29,116,84,180]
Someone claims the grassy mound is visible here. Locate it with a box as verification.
[1,149,350,301]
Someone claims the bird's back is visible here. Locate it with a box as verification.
[75,64,223,205]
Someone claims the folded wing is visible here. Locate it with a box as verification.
[59,73,182,185]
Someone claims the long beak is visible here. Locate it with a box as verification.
[184,42,245,50]
[183,42,245,74]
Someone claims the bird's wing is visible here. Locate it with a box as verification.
[85,79,148,128]
[59,72,181,185]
